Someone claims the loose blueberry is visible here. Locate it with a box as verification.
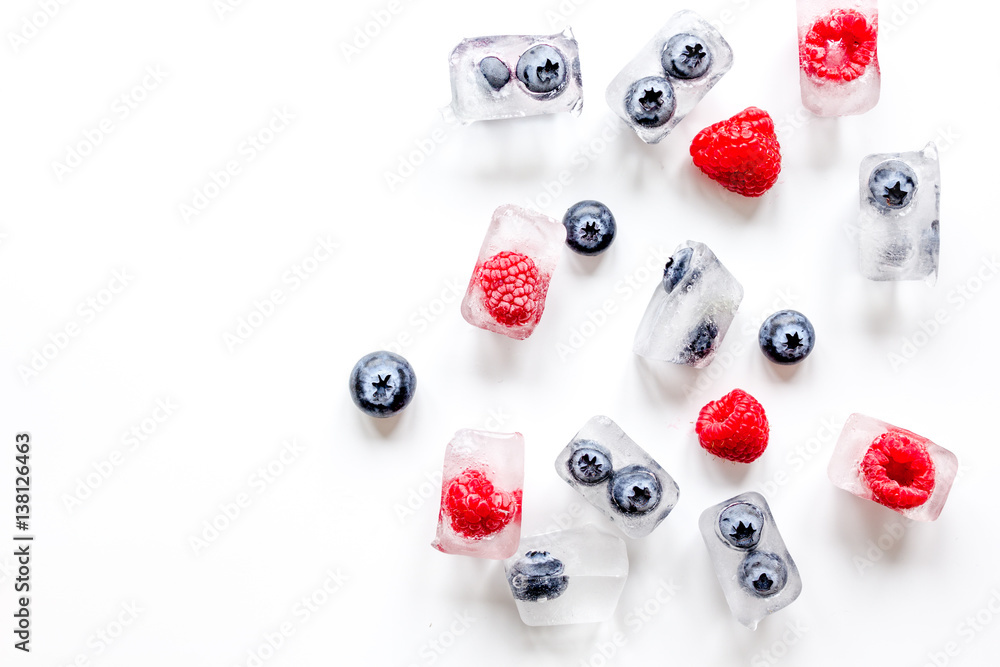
[479,56,511,90]
[625,76,675,128]
[661,33,712,79]
[507,550,569,602]
[563,200,617,256]
[868,160,917,211]
[718,502,765,550]
[568,440,613,485]
[758,310,815,365]
[679,319,718,365]
[610,465,661,514]
[348,351,416,418]
[738,552,788,598]
[662,246,695,293]
[516,44,567,94]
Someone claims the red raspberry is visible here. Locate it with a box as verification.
[800,9,878,82]
[690,107,781,198]
[861,431,935,510]
[477,251,544,327]
[442,468,521,539]
[696,389,770,463]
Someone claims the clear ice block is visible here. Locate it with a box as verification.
[858,142,940,284]
[432,429,524,559]
[448,28,584,123]
[503,525,628,626]
[797,0,879,116]
[633,241,743,368]
[461,205,564,340]
[699,492,802,630]
[828,413,958,521]
[555,416,679,539]
[606,10,733,144]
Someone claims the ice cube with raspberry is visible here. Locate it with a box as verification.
[461,205,564,340]
[828,414,958,521]
[797,0,880,116]
[633,241,743,368]
[699,492,802,630]
[555,416,679,539]
[605,10,733,144]
[431,429,524,559]
[503,525,628,626]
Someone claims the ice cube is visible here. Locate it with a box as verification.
[699,492,802,630]
[503,525,628,626]
[858,142,940,284]
[461,205,564,340]
[797,0,879,116]
[448,29,584,123]
[555,416,679,538]
[606,10,733,144]
[633,241,743,368]
[828,413,958,521]
[432,429,524,559]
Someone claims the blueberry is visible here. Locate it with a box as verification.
[718,502,765,550]
[507,550,569,602]
[479,56,511,90]
[609,465,661,514]
[661,33,713,79]
[758,310,815,365]
[625,76,675,128]
[738,552,788,598]
[662,246,694,293]
[567,440,613,485]
[516,44,567,94]
[563,201,617,256]
[679,319,718,365]
[868,160,917,211]
[348,351,416,418]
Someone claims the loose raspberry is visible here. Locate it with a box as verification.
[800,9,878,82]
[690,107,781,198]
[477,251,544,327]
[443,468,521,539]
[861,431,935,510]
[696,389,770,463]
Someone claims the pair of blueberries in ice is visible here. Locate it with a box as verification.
[480,44,567,95]
[625,33,714,128]
[568,442,662,515]
[718,502,788,597]
[661,247,719,364]
[507,550,570,602]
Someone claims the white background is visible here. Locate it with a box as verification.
[2,0,998,665]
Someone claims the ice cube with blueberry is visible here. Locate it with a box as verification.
[606,10,733,144]
[797,0,879,116]
[633,241,743,368]
[858,142,940,284]
[448,29,583,123]
[503,525,628,626]
[828,414,958,521]
[432,429,524,559]
[699,492,802,630]
[555,416,679,539]
[461,205,564,340]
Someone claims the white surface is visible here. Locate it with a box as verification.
[1,1,998,665]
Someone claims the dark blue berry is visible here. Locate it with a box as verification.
[563,201,617,256]
[758,310,815,365]
[507,550,569,602]
[868,160,917,211]
[662,246,694,293]
[718,502,764,550]
[516,45,566,94]
[479,56,511,90]
[739,552,787,598]
[609,465,661,514]
[679,319,718,364]
[348,351,416,418]
[568,440,613,485]
[625,76,675,128]
[661,33,712,79]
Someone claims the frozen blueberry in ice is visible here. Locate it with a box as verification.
[662,246,695,292]
[563,200,616,256]
[568,440,613,485]
[610,465,661,514]
[718,502,764,550]
[348,351,416,418]
[868,160,917,211]
[678,319,718,365]
[662,33,712,79]
[516,44,567,94]
[507,550,569,602]
[479,56,511,90]
[758,310,815,365]
[739,552,787,598]
[625,76,675,128]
